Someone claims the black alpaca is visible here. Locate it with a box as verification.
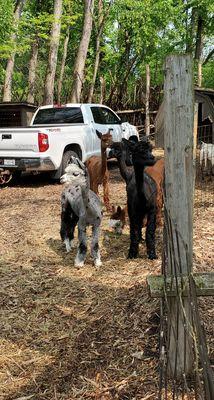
[110,137,157,260]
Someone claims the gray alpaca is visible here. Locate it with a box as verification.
[60,157,103,267]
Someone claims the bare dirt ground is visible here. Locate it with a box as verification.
[0,160,213,400]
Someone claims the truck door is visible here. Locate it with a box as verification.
[90,106,123,155]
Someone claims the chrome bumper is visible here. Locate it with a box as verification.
[0,157,56,172]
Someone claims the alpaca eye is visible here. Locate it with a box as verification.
[73,172,79,177]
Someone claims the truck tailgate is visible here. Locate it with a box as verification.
[0,128,41,153]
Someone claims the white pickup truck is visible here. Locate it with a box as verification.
[0,103,138,182]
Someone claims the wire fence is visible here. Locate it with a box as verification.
[158,207,214,400]
[194,124,213,211]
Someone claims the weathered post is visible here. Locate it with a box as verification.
[164,55,194,377]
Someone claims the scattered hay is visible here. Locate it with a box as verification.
[0,162,213,399]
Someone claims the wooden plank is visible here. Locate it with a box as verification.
[117,109,158,114]
[147,273,214,297]
[164,54,195,377]
[164,55,194,267]
[117,108,144,114]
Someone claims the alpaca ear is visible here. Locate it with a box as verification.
[96,130,102,140]
[76,158,86,171]
[111,205,116,213]
[129,135,138,143]
[122,138,135,151]
[70,156,78,165]
[117,206,122,212]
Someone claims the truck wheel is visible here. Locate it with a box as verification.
[12,171,22,184]
[51,150,79,181]
[61,150,79,175]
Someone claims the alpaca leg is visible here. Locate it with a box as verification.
[156,205,163,227]
[128,220,140,259]
[91,225,102,267]
[156,186,163,227]
[75,223,87,267]
[137,221,144,243]
[60,203,78,252]
[146,209,157,260]
[103,175,111,211]
[68,213,78,249]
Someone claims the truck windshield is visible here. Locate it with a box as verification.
[33,107,84,124]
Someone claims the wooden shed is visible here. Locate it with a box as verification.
[155,88,214,147]
[0,102,38,127]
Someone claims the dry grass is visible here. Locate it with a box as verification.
[0,158,213,400]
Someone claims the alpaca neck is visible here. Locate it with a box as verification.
[117,145,132,183]
[133,163,146,197]
[80,181,90,210]
[101,147,107,175]
[117,155,132,183]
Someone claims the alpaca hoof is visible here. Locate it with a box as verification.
[74,261,84,267]
[94,259,102,267]
[127,250,138,259]
[148,252,157,260]
[64,239,74,253]
[74,254,85,267]
[64,239,71,252]
[70,239,75,248]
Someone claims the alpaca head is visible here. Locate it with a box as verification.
[109,205,126,235]
[109,140,132,165]
[109,141,123,159]
[122,137,155,167]
[60,157,87,187]
[96,129,113,150]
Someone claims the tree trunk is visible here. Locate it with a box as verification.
[57,28,70,104]
[186,7,196,53]
[145,64,150,136]
[99,76,105,104]
[195,15,203,87]
[108,54,138,106]
[88,0,111,102]
[27,37,39,104]
[70,0,94,103]
[3,0,26,102]
[197,61,202,87]
[88,34,101,103]
[133,84,137,107]
[43,0,63,105]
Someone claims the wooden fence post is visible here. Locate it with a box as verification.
[164,55,194,377]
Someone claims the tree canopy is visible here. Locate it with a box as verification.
[0,0,213,108]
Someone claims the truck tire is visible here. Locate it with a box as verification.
[51,150,79,181]
[61,150,79,175]
[12,171,22,184]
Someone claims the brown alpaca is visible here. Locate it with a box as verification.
[109,205,127,234]
[145,158,165,226]
[85,130,112,211]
